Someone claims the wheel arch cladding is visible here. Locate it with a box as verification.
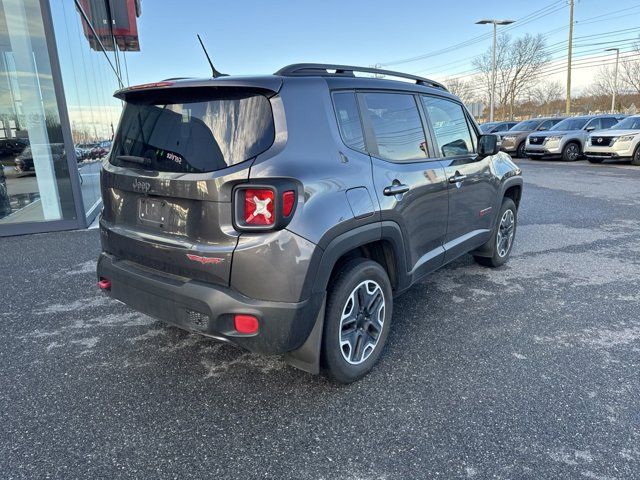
[312,221,409,296]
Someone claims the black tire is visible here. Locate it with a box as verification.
[632,145,640,166]
[474,198,517,268]
[587,157,604,164]
[562,142,581,162]
[516,142,526,159]
[321,258,393,383]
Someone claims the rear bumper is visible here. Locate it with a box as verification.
[97,252,323,355]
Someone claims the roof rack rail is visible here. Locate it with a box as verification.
[274,63,448,91]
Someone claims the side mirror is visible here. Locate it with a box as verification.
[537,126,548,131]
[478,134,500,157]
[585,126,596,132]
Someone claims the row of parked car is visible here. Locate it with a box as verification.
[480,114,640,165]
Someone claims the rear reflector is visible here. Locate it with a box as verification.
[282,190,296,217]
[234,314,259,334]
[244,189,275,225]
[97,278,111,291]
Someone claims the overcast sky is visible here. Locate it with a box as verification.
[123,0,640,94]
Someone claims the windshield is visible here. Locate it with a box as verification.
[110,91,275,173]
[479,122,498,132]
[611,116,640,130]
[551,117,589,131]
[509,120,540,131]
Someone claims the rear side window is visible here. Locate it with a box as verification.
[600,117,619,129]
[362,93,428,162]
[422,96,474,157]
[110,92,274,173]
[333,92,365,152]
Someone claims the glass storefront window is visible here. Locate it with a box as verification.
[0,0,77,225]
[50,0,125,219]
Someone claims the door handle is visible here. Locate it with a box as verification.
[383,183,410,196]
[448,172,467,184]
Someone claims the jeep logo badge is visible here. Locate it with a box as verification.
[132,178,151,193]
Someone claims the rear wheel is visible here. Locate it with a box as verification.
[632,145,640,166]
[562,142,581,162]
[321,259,392,383]
[516,142,526,158]
[474,198,517,268]
[588,157,604,164]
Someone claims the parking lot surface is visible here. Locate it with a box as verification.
[1,159,639,479]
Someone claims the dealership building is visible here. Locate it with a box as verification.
[0,0,141,236]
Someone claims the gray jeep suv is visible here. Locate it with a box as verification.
[97,64,523,382]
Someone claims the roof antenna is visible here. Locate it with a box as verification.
[196,34,227,78]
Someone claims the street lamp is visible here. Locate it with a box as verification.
[605,47,620,113]
[476,19,515,122]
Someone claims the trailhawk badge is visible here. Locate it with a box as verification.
[186,254,224,265]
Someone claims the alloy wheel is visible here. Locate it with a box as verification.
[339,280,385,365]
[566,144,579,161]
[496,209,515,258]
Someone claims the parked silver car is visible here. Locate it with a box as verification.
[525,115,626,161]
[584,115,640,166]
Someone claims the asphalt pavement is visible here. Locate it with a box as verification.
[1,159,639,479]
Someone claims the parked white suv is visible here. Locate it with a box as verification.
[584,115,640,166]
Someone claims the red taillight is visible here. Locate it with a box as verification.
[244,189,275,225]
[97,278,111,291]
[234,314,259,334]
[128,81,174,90]
[282,190,295,217]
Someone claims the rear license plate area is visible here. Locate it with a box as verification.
[138,197,168,228]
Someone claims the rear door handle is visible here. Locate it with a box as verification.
[448,173,467,184]
[383,183,410,196]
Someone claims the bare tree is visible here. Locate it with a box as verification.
[621,39,640,95]
[472,33,512,118]
[528,81,564,115]
[587,65,618,97]
[445,77,475,104]
[473,33,550,119]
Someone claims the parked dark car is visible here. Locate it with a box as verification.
[500,117,565,158]
[14,144,66,173]
[97,64,523,382]
[89,140,111,159]
[0,138,28,159]
[480,121,518,134]
[76,142,98,160]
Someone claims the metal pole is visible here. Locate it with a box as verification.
[566,0,574,115]
[611,49,620,112]
[490,21,496,122]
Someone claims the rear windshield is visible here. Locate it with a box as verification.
[110,91,275,173]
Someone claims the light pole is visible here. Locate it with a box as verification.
[476,19,514,122]
[606,47,620,113]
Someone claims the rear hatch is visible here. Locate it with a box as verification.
[100,81,280,286]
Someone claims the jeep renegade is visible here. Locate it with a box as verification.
[97,64,523,383]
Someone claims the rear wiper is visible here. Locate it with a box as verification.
[115,155,152,167]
